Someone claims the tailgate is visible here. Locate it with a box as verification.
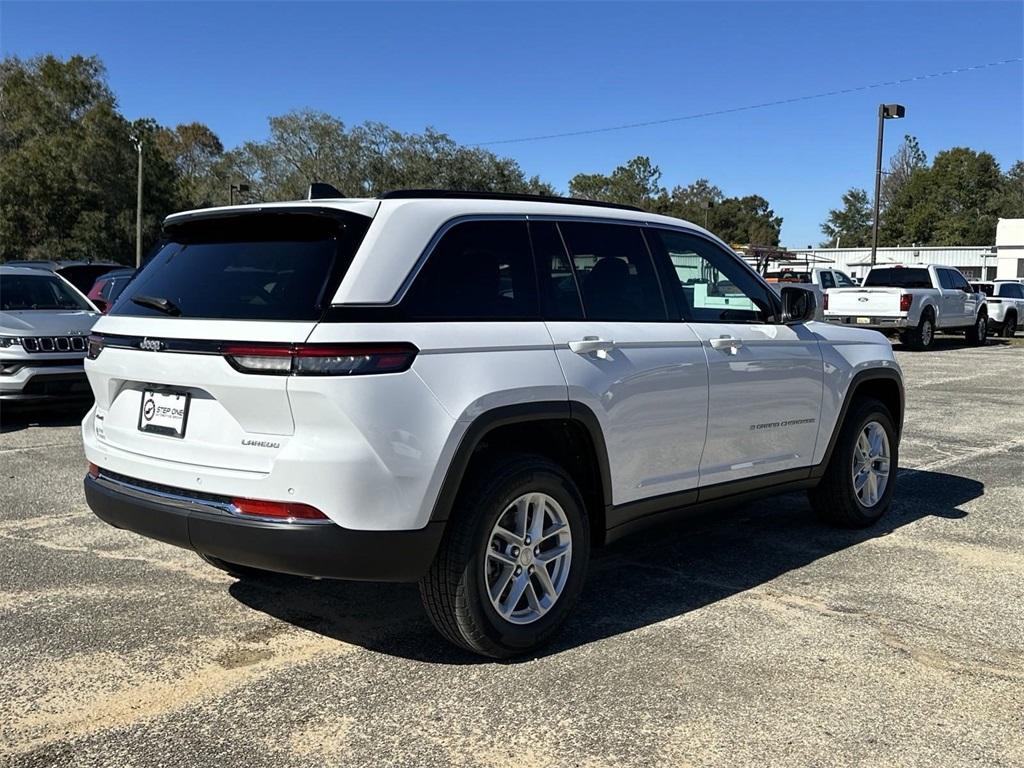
[827,288,902,315]
[85,207,371,474]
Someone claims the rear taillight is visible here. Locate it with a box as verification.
[88,462,100,478]
[900,294,912,312]
[87,334,104,359]
[822,292,829,311]
[222,343,417,376]
[231,497,328,521]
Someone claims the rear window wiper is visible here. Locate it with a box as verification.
[131,295,182,316]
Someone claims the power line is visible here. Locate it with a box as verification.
[473,57,1023,146]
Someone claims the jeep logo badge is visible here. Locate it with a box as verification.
[139,338,164,352]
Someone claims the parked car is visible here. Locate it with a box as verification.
[765,267,858,320]
[972,280,1024,336]
[0,265,99,402]
[81,190,904,657]
[87,268,136,313]
[5,260,125,295]
[823,264,988,350]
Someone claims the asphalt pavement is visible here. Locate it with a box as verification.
[1,336,1022,768]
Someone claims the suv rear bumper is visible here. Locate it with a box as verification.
[84,472,445,582]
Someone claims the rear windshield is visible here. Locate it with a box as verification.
[972,283,994,297]
[111,211,370,321]
[1,273,93,311]
[863,268,932,289]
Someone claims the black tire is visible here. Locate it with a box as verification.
[808,398,898,528]
[419,455,590,658]
[1002,312,1017,338]
[966,311,988,346]
[197,552,273,580]
[903,310,935,350]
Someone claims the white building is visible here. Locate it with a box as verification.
[783,245,997,283]
[777,218,1024,283]
[995,218,1024,280]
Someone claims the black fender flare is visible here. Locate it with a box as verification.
[427,401,612,523]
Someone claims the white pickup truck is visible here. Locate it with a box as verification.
[823,264,988,350]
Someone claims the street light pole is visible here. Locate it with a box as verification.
[131,135,143,268]
[870,103,905,267]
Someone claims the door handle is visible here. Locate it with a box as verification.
[568,336,616,358]
[709,336,744,355]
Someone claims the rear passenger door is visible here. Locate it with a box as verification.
[534,220,709,507]
[646,229,823,489]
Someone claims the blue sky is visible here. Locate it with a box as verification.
[2,1,1022,246]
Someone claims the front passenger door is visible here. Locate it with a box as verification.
[646,229,824,490]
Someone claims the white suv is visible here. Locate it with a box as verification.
[82,190,904,657]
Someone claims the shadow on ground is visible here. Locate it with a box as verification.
[894,336,1019,352]
[0,401,91,434]
[228,468,982,664]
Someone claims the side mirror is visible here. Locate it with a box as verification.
[780,286,816,325]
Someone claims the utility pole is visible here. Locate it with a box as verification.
[870,103,905,267]
[131,135,143,267]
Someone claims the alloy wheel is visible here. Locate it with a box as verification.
[484,492,573,625]
[851,421,891,508]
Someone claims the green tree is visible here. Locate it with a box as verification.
[656,178,724,224]
[154,122,225,207]
[711,195,783,246]
[222,111,554,203]
[996,160,1024,218]
[568,156,664,209]
[0,55,181,263]
[881,134,927,211]
[882,147,1005,245]
[820,188,873,247]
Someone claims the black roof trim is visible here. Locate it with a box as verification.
[378,189,645,213]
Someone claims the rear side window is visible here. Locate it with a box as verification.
[998,283,1023,298]
[558,222,666,321]
[403,220,539,320]
[112,212,370,321]
[819,272,836,289]
[863,268,932,289]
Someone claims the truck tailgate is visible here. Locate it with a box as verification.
[826,288,903,316]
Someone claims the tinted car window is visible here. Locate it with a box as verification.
[0,273,93,311]
[999,283,1024,298]
[113,212,369,321]
[949,271,971,291]
[819,271,836,289]
[404,220,539,320]
[936,269,957,289]
[558,222,666,321]
[647,229,776,323]
[835,271,856,287]
[529,221,583,320]
[973,283,994,297]
[863,268,932,289]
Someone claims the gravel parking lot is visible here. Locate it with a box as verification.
[2,338,1022,768]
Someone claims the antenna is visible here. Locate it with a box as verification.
[307,182,344,200]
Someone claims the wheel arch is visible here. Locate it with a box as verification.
[428,402,611,544]
[813,368,904,479]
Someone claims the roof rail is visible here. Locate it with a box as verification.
[378,189,645,213]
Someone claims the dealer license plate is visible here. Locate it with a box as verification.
[138,389,190,438]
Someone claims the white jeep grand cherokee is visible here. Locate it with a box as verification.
[82,190,903,657]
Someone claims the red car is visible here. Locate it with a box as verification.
[87,269,136,313]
